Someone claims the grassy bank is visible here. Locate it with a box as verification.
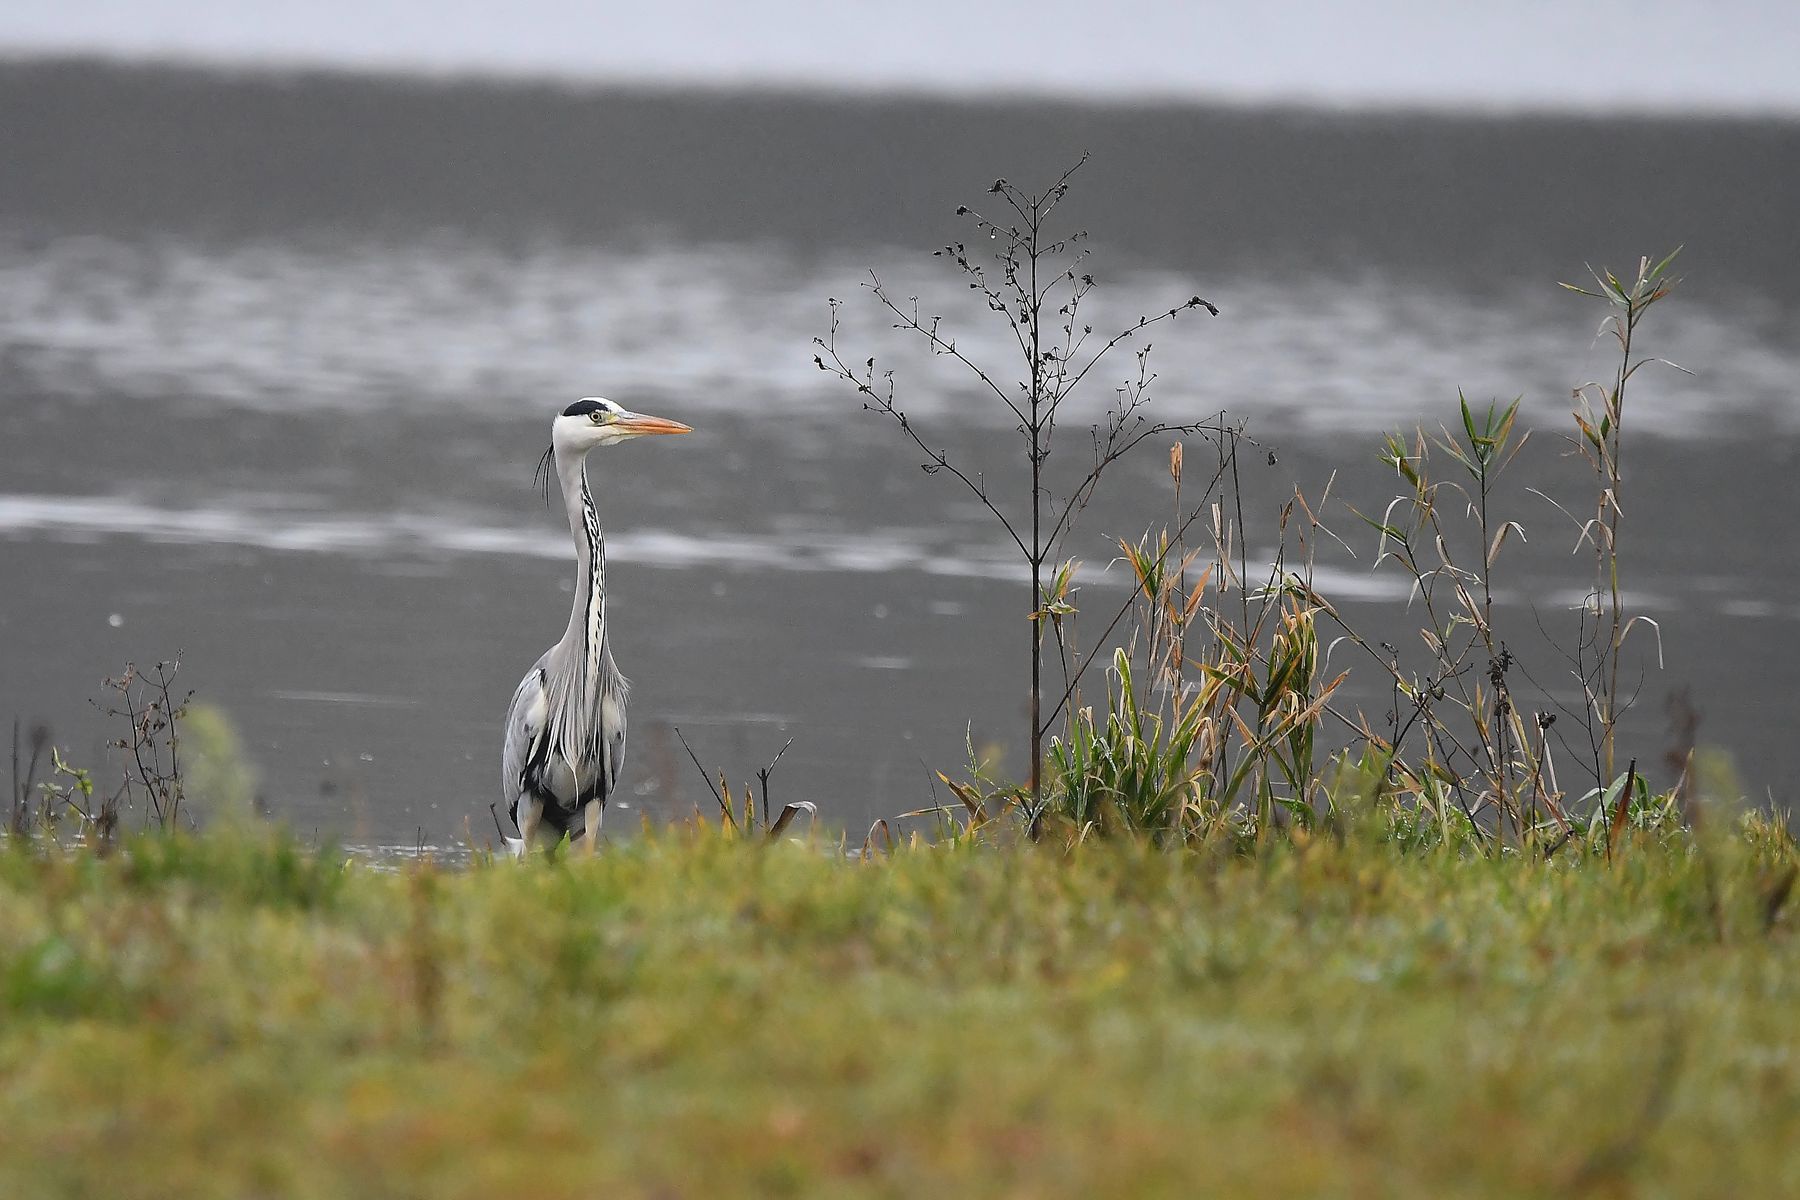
[0,826,1795,1198]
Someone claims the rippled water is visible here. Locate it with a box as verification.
[7,230,1798,437]
[3,61,1797,844]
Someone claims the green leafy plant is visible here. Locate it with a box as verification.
[1033,249,1695,858]
[1561,251,1682,787]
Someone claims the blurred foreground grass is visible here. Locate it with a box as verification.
[0,826,1796,1198]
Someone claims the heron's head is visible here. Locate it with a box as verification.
[535,397,692,502]
[553,397,692,450]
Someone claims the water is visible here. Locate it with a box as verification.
[3,60,1797,846]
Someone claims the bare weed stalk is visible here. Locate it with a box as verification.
[818,156,1219,832]
[100,657,194,832]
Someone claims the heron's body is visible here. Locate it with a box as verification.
[501,398,690,852]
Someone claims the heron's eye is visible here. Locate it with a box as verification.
[590,411,607,424]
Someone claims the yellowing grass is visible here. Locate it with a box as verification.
[0,827,1795,1198]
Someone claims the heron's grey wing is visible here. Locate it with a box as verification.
[602,666,629,796]
[607,699,627,794]
[501,657,551,834]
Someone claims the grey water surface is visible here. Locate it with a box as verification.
[3,61,1797,848]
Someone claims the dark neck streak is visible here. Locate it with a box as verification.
[559,458,607,671]
[547,447,603,719]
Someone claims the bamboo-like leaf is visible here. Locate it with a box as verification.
[1290,671,1349,726]
[1620,615,1666,669]
[1440,438,1475,475]
[1220,702,1260,749]
[1494,396,1520,446]
[1486,521,1525,567]
[767,801,818,839]
[862,818,894,859]
[1181,567,1214,623]
[1605,764,1637,855]
[936,772,989,825]
[714,771,739,832]
[1498,425,1531,473]
[1199,662,1256,701]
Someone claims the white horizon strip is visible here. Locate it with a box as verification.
[4,490,1771,625]
[0,491,1427,601]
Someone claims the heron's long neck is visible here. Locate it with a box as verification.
[555,446,607,665]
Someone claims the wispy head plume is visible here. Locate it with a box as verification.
[532,444,554,508]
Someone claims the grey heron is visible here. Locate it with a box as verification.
[502,397,691,853]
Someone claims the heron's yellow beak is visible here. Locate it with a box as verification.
[617,411,693,437]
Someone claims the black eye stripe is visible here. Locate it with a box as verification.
[562,399,606,418]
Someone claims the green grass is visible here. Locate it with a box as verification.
[0,825,1796,1198]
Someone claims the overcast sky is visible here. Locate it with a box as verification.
[6,1,1799,113]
